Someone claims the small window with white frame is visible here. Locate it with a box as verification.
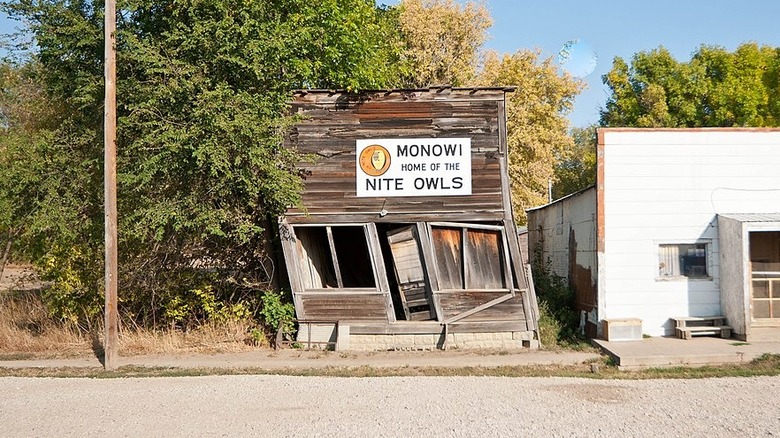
[658,242,710,279]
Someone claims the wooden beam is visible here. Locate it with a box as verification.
[497,96,535,331]
[365,223,396,322]
[442,293,514,325]
[325,227,344,288]
[417,222,445,321]
[103,0,118,370]
[278,219,306,320]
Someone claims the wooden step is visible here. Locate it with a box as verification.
[675,325,732,340]
[673,316,726,328]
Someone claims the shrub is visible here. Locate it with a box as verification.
[259,291,296,336]
[532,255,582,348]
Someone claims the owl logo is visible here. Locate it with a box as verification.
[359,144,391,176]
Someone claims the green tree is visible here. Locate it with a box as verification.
[552,125,596,200]
[478,50,583,223]
[1,0,404,328]
[601,43,780,127]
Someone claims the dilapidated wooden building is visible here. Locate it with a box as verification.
[279,87,539,350]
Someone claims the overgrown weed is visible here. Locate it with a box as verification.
[0,288,265,358]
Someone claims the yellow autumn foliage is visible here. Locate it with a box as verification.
[478,50,583,224]
[397,0,491,87]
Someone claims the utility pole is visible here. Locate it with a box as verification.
[104,0,118,370]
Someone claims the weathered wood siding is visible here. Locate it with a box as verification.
[439,292,524,322]
[298,293,389,321]
[279,88,537,335]
[285,88,509,223]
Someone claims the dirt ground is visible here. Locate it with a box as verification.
[2,374,778,437]
[0,264,44,292]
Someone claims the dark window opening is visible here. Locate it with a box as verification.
[295,225,376,289]
[332,226,375,288]
[296,227,338,289]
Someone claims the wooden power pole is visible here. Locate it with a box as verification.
[103,0,119,370]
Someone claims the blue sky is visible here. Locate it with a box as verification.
[3,1,780,126]
[403,0,780,127]
[477,0,780,126]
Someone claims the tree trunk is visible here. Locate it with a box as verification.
[0,229,13,283]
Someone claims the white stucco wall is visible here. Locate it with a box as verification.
[601,129,780,336]
[717,215,747,337]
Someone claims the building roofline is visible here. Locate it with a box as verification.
[525,184,596,213]
[597,127,780,133]
[292,86,516,95]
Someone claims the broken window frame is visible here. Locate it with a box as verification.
[290,223,382,292]
[425,222,514,294]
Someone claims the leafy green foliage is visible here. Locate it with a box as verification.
[478,50,583,223]
[552,125,597,200]
[259,291,295,335]
[601,43,780,127]
[532,250,582,348]
[0,0,404,330]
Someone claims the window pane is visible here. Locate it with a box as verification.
[773,302,780,319]
[332,226,375,288]
[296,227,337,289]
[753,300,770,319]
[659,243,708,278]
[431,227,463,289]
[681,244,708,277]
[753,280,769,299]
[772,280,780,299]
[465,229,505,289]
[658,245,680,276]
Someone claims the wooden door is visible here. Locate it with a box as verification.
[387,226,435,321]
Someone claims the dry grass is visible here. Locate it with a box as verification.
[2,355,780,379]
[0,289,93,358]
[117,320,264,356]
[1,285,268,359]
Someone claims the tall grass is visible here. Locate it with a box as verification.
[531,253,587,350]
[0,289,91,357]
[1,288,263,358]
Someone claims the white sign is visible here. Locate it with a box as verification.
[356,138,471,197]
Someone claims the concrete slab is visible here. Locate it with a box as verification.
[593,336,780,370]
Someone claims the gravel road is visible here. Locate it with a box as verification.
[2,375,779,437]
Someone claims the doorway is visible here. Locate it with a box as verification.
[749,231,780,322]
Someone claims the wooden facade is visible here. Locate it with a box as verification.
[280,87,538,347]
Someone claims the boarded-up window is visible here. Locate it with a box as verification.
[295,225,376,289]
[431,227,464,289]
[466,229,504,289]
[430,224,508,290]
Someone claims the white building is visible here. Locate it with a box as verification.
[527,128,780,341]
